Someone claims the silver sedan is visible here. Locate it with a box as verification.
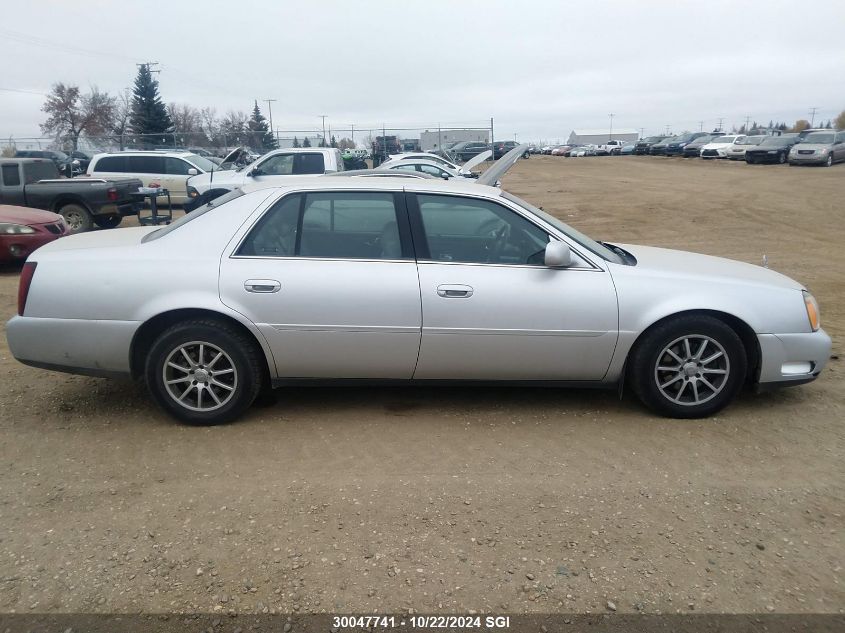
[7,179,830,425]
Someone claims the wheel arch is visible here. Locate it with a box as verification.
[52,195,93,214]
[129,308,274,382]
[624,309,761,386]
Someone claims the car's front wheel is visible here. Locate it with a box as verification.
[629,315,747,418]
[145,319,265,425]
[93,214,122,229]
[824,153,833,167]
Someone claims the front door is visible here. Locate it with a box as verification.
[219,190,421,379]
[409,193,618,381]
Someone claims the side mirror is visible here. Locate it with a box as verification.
[187,168,198,176]
[441,173,450,180]
[248,168,262,177]
[544,241,572,268]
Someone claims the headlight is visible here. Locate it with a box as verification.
[803,291,820,332]
[0,223,36,234]
[187,185,199,198]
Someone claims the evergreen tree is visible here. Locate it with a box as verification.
[293,136,300,148]
[330,135,337,148]
[129,64,172,145]
[302,137,312,147]
[247,100,278,151]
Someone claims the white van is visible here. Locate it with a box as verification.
[86,151,218,204]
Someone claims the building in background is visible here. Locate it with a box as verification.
[420,129,490,152]
[567,128,639,145]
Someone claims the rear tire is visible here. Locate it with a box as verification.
[629,315,747,419]
[93,214,122,229]
[59,203,93,233]
[825,154,833,167]
[145,319,265,425]
[778,152,787,164]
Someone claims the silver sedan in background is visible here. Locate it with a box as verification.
[6,162,830,425]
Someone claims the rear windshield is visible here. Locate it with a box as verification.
[141,189,245,243]
[23,161,59,183]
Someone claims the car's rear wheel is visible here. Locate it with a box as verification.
[825,154,833,167]
[145,319,265,425]
[778,152,787,164]
[93,214,122,229]
[59,203,93,233]
[629,315,747,419]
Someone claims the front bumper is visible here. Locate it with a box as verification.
[789,153,827,165]
[6,315,139,378]
[756,329,831,387]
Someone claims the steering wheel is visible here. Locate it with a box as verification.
[476,218,511,262]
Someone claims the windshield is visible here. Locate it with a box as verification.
[712,136,737,144]
[141,189,245,243]
[502,192,624,265]
[760,137,790,146]
[801,133,835,144]
[742,136,765,145]
[674,134,695,143]
[184,154,218,172]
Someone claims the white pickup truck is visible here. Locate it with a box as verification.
[186,147,345,209]
[596,140,625,155]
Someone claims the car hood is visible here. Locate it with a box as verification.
[616,244,803,291]
[702,142,734,150]
[747,145,787,152]
[0,205,62,225]
[188,169,243,188]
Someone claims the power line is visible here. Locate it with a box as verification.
[809,107,819,126]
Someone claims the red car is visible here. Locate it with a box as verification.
[0,205,68,264]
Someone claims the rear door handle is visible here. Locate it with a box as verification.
[244,279,281,293]
[437,284,473,298]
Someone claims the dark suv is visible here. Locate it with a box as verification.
[493,141,529,159]
[664,132,710,156]
[15,149,78,176]
[449,142,491,162]
[634,136,668,155]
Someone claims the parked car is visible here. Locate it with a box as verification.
[665,133,711,157]
[550,145,572,156]
[493,141,529,159]
[14,149,79,177]
[448,142,490,162]
[0,158,142,232]
[725,135,765,161]
[86,151,220,205]
[186,148,346,207]
[385,152,477,175]
[0,205,69,264]
[682,134,724,158]
[596,140,626,156]
[7,157,830,425]
[649,137,676,156]
[634,136,668,155]
[788,131,845,167]
[570,145,598,157]
[619,142,636,155]
[381,153,490,179]
[700,135,746,159]
[745,136,799,164]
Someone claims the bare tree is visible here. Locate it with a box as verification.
[790,119,811,133]
[167,103,203,145]
[835,110,845,131]
[219,111,249,148]
[112,88,132,149]
[40,83,115,151]
[337,137,356,150]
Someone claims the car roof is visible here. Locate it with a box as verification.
[240,175,501,197]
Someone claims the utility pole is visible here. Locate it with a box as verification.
[639,127,645,139]
[514,133,518,142]
[717,117,724,132]
[263,99,277,142]
[608,113,615,141]
[809,107,819,126]
[319,115,327,144]
[698,121,704,132]
[490,117,494,161]
[438,123,442,151]
[351,123,354,144]
[665,124,670,135]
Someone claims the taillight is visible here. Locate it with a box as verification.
[107,187,118,202]
[18,262,37,316]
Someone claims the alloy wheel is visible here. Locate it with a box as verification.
[162,341,238,412]
[654,335,730,406]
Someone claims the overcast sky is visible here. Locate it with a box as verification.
[2,0,844,143]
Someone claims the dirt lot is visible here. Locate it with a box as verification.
[0,156,842,617]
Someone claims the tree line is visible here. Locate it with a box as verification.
[40,64,281,152]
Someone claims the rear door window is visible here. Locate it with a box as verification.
[1,164,21,186]
[93,155,127,172]
[127,156,165,174]
[165,157,193,175]
[293,153,325,174]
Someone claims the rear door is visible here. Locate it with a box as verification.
[162,157,194,203]
[0,163,25,205]
[219,189,422,379]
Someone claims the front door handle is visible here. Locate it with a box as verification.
[244,279,281,293]
[437,284,473,298]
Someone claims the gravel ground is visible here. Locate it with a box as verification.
[0,156,842,616]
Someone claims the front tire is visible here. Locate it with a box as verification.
[778,152,787,164]
[824,154,833,167]
[629,315,747,419]
[145,319,265,425]
[59,203,93,233]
